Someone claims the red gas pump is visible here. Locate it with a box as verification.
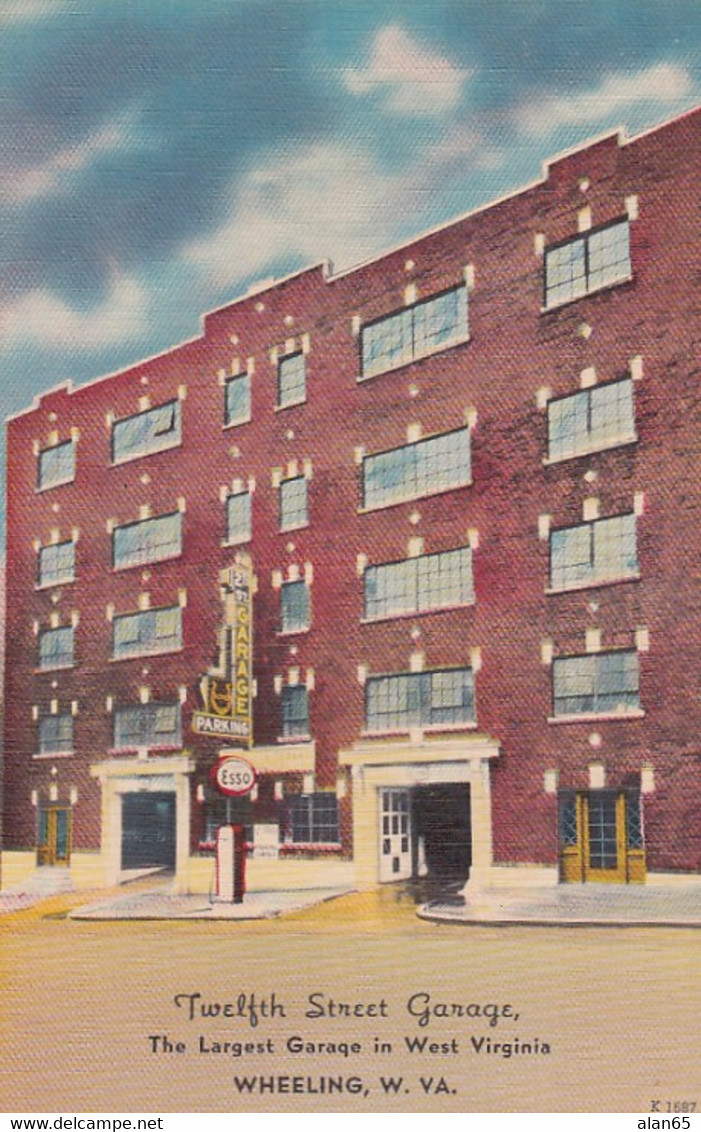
[215,823,246,903]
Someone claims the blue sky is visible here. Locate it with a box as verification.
[1,0,700,545]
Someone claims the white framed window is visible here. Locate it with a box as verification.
[112,605,182,660]
[544,219,631,309]
[547,378,635,462]
[226,490,252,544]
[284,794,338,844]
[38,540,75,588]
[113,512,182,570]
[38,713,73,754]
[224,374,251,427]
[112,400,181,464]
[39,626,74,670]
[38,440,75,491]
[361,285,468,379]
[552,651,640,718]
[364,546,474,620]
[281,579,311,633]
[279,476,308,531]
[277,352,306,408]
[281,684,310,739]
[365,667,475,733]
[113,702,181,750]
[362,426,471,511]
[550,514,638,590]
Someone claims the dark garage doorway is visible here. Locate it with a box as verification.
[121,792,176,870]
[413,784,471,880]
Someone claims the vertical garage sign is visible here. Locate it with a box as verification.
[192,556,253,746]
[229,557,253,746]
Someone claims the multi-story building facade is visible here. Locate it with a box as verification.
[3,106,700,896]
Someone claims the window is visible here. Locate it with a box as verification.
[361,285,468,379]
[38,541,75,588]
[365,667,475,733]
[280,579,310,633]
[39,626,74,670]
[113,512,182,570]
[547,378,635,461]
[364,546,474,621]
[285,794,339,844]
[38,441,75,491]
[550,514,637,590]
[224,374,251,427]
[112,400,181,463]
[226,491,252,544]
[202,792,253,844]
[113,702,181,750]
[279,476,308,531]
[552,651,640,718]
[112,605,182,660]
[277,353,306,408]
[544,219,631,309]
[39,714,73,754]
[281,685,310,739]
[363,426,471,511]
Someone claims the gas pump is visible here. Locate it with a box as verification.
[215,823,246,903]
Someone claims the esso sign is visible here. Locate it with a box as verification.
[213,756,257,797]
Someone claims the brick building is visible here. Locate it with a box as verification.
[2,106,700,896]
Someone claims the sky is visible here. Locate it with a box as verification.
[1,0,700,545]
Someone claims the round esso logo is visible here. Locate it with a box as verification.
[213,756,257,796]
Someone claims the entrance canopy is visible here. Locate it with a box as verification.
[340,732,499,891]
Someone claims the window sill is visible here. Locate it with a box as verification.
[541,274,634,315]
[361,599,476,625]
[36,663,75,674]
[275,397,307,412]
[277,734,313,744]
[358,478,473,516]
[113,552,182,572]
[361,722,478,739]
[223,417,252,431]
[546,572,640,595]
[36,579,75,592]
[279,522,309,534]
[357,333,471,384]
[542,436,637,466]
[35,478,76,494]
[108,745,183,756]
[222,537,252,549]
[548,710,645,725]
[33,751,73,760]
[277,627,311,637]
[110,646,184,663]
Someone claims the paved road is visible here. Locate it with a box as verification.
[1,887,699,1113]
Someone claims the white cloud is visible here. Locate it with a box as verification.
[2,110,140,205]
[1,273,149,349]
[516,62,695,135]
[342,25,471,115]
[184,141,403,286]
[183,121,504,291]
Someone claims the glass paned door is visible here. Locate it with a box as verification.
[379,789,412,882]
[559,791,645,883]
[37,807,72,866]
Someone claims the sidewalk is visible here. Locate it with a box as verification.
[418,880,701,927]
[68,883,353,920]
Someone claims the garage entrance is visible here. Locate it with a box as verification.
[121,792,176,870]
[414,784,471,880]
